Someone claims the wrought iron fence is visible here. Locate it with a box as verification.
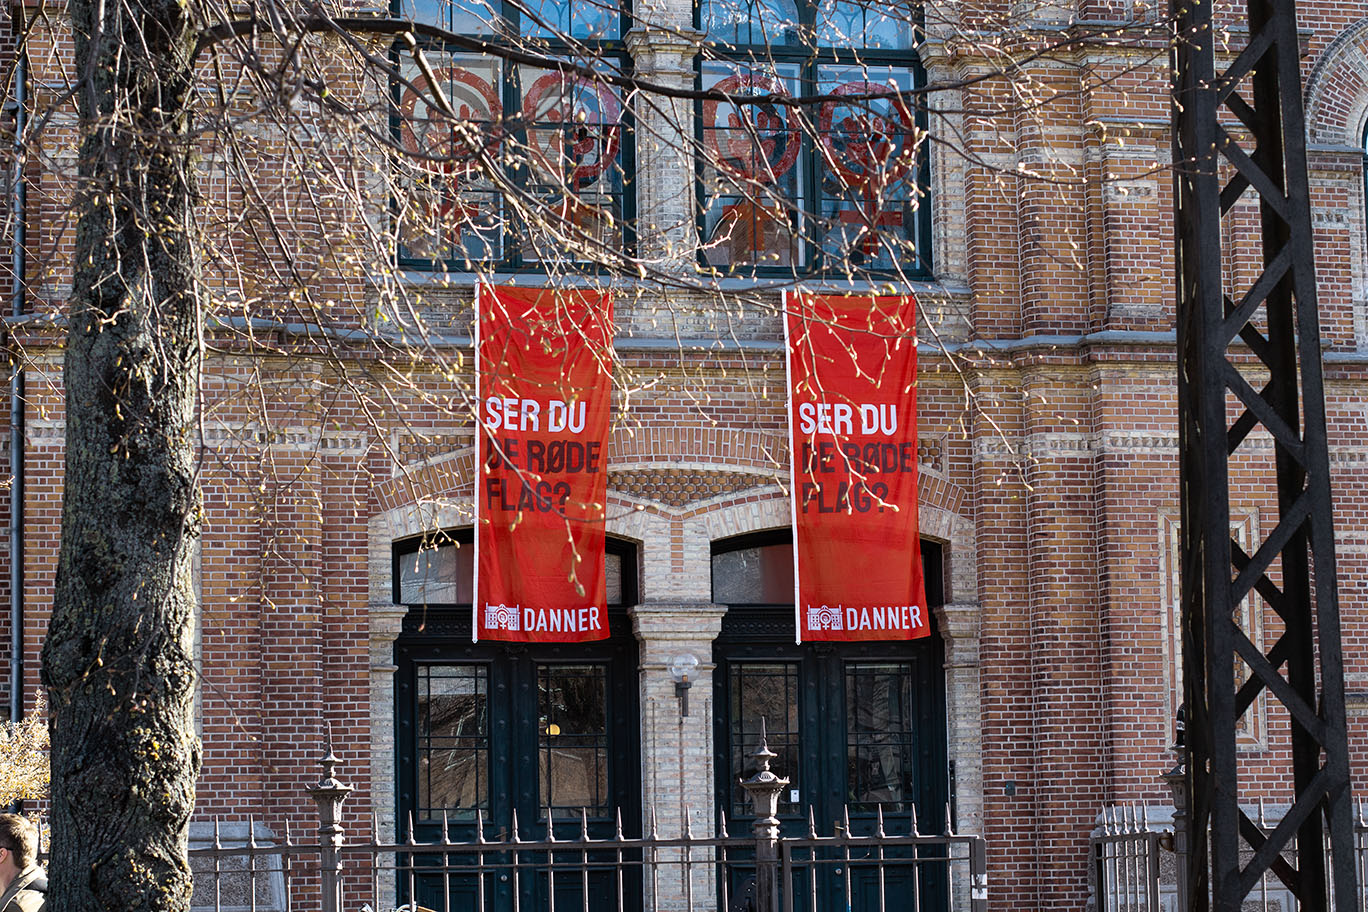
[174,747,990,912]
[1090,801,1368,912]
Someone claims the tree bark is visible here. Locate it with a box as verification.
[40,0,203,906]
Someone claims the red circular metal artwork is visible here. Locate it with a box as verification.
[817,81,916,190]
[702,73,800,184]
[521,73,622,191]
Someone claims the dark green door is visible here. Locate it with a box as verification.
[395,622,641,911]
[712,536,949,912]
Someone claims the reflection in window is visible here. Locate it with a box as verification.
[399,539,475,605]
[539,664,609,817]
[712,540,794,604]
[728,663,800,817]
[417,664,489,818]
[397,535,625,605]
[816,0,913,48]
[845,662,915,811]
[520,0,620,39]
[701,0,801,49]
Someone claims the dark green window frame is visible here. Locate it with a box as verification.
[391,0,635,272]
[694,0,932,278]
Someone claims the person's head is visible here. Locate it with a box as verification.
[0,814,37,886]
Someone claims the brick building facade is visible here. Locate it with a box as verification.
[2,0,1368,906]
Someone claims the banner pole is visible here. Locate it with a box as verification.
[472,282,483,644]
[782,289,802,646]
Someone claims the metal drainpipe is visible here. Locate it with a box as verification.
[8,24,26,725]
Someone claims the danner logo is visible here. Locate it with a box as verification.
[485,603,521,631]
[807,604,843,631]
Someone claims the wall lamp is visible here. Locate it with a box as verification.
[668,654,700,717]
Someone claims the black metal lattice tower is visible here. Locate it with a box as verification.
[1171,0,1357,902]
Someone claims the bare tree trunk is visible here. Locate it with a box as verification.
[40,0,203,906]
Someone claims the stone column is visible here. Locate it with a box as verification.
[937,601,982,912]
[624,27,704,273]
[631,602,727,912]
[368,602,407,907]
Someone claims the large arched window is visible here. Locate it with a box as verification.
[392,0,630,270]
[697,0,930,276]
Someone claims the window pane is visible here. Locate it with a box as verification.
[519,0,619,39]
[729,663,800,817]
[816,0,914,49]
[514,66,624,264]
[700,62,804,271]
[418,665,489,819]
[712,541,794,604]
[845,662,915,812]
[398,542,474,604]
[816,65,923,273]
[396,54,506,264]
[539,664,609,817]
[396,0,502,34]
[701,0,802,48]
[398,537,626,605]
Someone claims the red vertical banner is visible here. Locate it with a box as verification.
[785,292,927,642]
[475,285,613,642]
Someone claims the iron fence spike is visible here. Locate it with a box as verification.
[547,809,557,843]
[407,811,417,845]
[442,808,450,844]
[283,818,293,847]
[875,804,886,838]
[477,808,487,845]
[511,807,521,843]
[649,804,659,840]
[581,807,590,842]
[806,806,816,839]
[615,808,624,841]
[214,817,222,850]
[944,803,954,836]
[718,808,729,840]
[909,803,919,836]
[684,811,694,841]
[248,815,257,848]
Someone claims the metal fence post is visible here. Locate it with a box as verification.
[741,720,788,912]
[970,835,988,912]
[308,747,354,912]
[1162,719,1189,912]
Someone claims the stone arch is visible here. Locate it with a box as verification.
[1306,19,1368,146]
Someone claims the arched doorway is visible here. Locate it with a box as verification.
[392,531,642,911]
[711,531,949,911]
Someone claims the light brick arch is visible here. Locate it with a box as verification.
[1306,19,1368,146]
[608,426,788,472]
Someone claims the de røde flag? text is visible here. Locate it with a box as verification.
[785,292,927,643]
[475,285,613,642]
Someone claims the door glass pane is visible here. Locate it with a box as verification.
[712,543,794,604]
[417,664,489,819]
[728,662,800,817]
[539,664,609,818]
[845,662,915,811]
[398,538,627,605]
